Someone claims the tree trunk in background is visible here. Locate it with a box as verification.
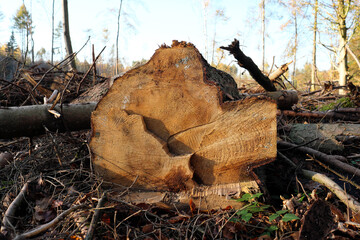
[292,0,298,88]
[31,29,34,63]
[261,0,265,71]
[115,0,123,75]
[24,27,29,63]
[338,0,348,95]
[202,0,209,60]
[51,0,55,64]
[62,0,77,71]
[311,0,318,91]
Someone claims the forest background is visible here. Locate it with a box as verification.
[0,0,360,92]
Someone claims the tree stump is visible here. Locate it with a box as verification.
[90,41,277,197]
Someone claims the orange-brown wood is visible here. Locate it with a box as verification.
[90,41,277,192]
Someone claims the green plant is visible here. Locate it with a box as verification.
[319,97,355,111]
[234,193,270,222]
[269,209,299,222]
[230,193,300,238]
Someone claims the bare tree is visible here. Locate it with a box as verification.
[278,0,306,87]
[51,0,55,64]
[319,0,360,94]
[62,0,76,71]
[210,9,228,65]
[311,0,318,91]
[115,0,123,75]
[291,0,298,86]
[13,4,33,63]
[261,0,266,71]
[201,0,210,61]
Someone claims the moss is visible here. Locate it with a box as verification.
[319,97,355,111]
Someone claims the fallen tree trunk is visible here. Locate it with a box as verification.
[0,103,96,139]
[287,123,360,154]
[90,41,277,204]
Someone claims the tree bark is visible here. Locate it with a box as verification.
[62,0,77,71]
[0,103,96,139]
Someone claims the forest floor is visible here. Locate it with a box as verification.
[0,61,360,239]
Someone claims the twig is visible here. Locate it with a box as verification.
[277,109,359,121]
[118,176,139,198]
[76,46,106,94]
[116,210,142,229]
[92,44,97,86]
[31,53,76,94]
[267,56,275,77]
[277,152,360,217]
[0,78,39,105]
[0,138,29,149]
[13,204,88,240]
[32,37,91,94]
[335,107,360,113]
[302,169,360,215]
[84,191,108,240]
[44,127,62,166]
[278,140,360,178]
[311,156,360,190]
[1,182,29,235]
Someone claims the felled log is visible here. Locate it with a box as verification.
[286,123,360,154]
[90,41,277,203]
[0,103,96,139]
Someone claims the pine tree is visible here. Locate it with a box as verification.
[13,4,33,62]
[6,31,17,57]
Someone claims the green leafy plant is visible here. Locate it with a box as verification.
[262,225,279,237]
[269,209,299,222]
[230,193,300,237]
[269,209,288,221]
[234,193,270,222]
[282,213,300,222]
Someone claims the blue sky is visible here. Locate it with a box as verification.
[0,0,330,71]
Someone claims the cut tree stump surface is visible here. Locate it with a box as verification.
[90,41,277,193]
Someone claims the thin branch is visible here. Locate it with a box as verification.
[13,204,88,240]
[277,152,360,215]
[278,141,360,178]
[346,44,360,69]
[1,182,29,235]
[76,46,106,94]
[85,191,108,240]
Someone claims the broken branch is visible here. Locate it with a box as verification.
[220,39,276,92]
[278,141,360,178]
[13,204,88,240]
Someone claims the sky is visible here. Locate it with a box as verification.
[0,0,331,72]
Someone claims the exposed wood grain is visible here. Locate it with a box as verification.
[90,41,277,193]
